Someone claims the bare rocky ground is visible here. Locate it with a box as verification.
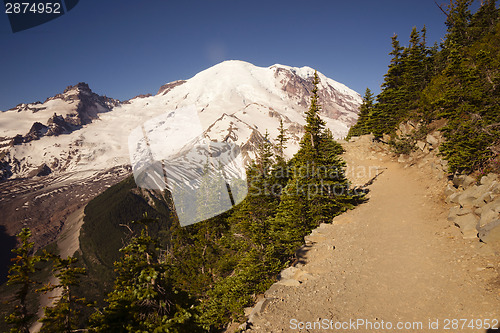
[236,136,500,333]
[0,165,130,250]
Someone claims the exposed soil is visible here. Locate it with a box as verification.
[0,165,130,252]
[243,137,500,333]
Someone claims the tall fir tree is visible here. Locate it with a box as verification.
[301,71,326,158]
[444,0,474,48]
[276,119,288,162]
[346,88,375,139]
[38,254,87,333]
[369,34,407,137]
[4,228,42,333]
[274,69,363,252]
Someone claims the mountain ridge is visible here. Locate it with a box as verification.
[0,60,361,182]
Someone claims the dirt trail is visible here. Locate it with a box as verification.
[246,137,500,332]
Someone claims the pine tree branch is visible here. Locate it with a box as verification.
[435,1,450,17]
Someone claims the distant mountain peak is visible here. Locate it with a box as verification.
[63,82,92,94]
[1,60,361,182]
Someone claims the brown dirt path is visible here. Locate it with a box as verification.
[245,137,500,333]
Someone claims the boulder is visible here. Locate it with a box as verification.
[463,176,476,188]
[478,209,500,228]
[444,184,456,197]
[426,134,439,147]
[458,193,477,208]
[247,298,273,323]
[398,155,407,163]
[278,266,301,280]
[448,206,473,222]
[478,220,500,245]
[477,197,500,215]
[453,174,476,188]
[446,192,462,204]
[480,173,499,186]
[398,122,414,136]
[472,192,496,208]
[487,181,500,194]
[416,141,426,151]
[453,213,479,239]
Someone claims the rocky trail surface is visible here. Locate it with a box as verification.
[242,136,500,333]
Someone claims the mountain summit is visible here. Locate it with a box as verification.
[0,60,360,182]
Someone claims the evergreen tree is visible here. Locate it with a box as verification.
[468,0,499,41]
[276,119,288,162]
[269,179,309,255]
[256,130,275,177]
[274,69,363,250]
[195,158,232,224]
[444,0,473,47]
[4,228,42,333]
[230,130,280,248]
[369,34,407,137]
[91,218,195,332]
[301,71,326,157]
[38,254,87,333]
[272,120,290,196]
[347,88,375,139]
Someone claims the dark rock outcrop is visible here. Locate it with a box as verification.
[9,82,121,145]
[157,80,187,95]
[28,163,51,177]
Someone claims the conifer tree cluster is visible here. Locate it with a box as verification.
[4,228,88,333]
[347,0,500,174]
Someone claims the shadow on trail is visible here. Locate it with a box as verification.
[293,243,314,267]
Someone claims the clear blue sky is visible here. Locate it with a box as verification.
[0,0,461,111]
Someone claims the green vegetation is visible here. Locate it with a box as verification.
[77,175,174,310]
[4,228,42,333]
[2,230,86,333]
[38,254,88,333]
[347,0,500,174]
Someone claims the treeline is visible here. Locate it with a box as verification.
[4,73,364,332]
[348,0,500,174]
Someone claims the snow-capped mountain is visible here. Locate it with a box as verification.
[0,60,361,182]
[0,60,361,246]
